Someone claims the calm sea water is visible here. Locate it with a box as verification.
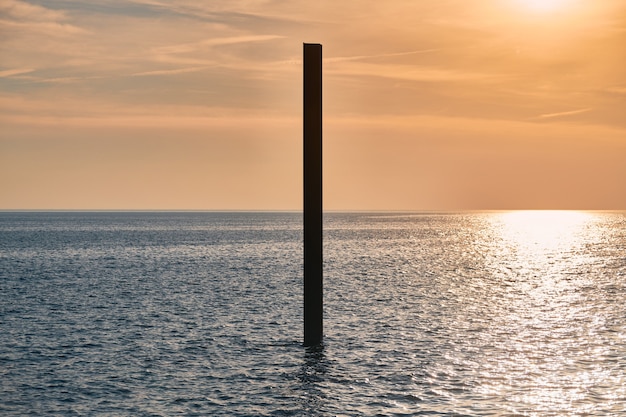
[1,211,625,416]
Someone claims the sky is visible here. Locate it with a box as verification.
[1,0,625,210]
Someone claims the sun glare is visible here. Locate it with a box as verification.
[498,0,595,51]
[513,0,573,13]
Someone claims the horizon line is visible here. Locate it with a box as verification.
[1,208,624,213]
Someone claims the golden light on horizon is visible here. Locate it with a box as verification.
[496,210,594,253]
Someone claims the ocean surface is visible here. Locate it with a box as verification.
[1,211,625,416]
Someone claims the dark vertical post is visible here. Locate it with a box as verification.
[303,43,323,347]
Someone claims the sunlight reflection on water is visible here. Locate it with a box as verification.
[467,211,625,415]
[319,211,626,415]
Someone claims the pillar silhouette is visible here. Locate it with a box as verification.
[303,43,323,347]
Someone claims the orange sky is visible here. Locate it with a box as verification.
[1,0,625,210]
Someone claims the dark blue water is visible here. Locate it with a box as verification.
[1,211,625,416]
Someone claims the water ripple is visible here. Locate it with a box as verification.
[1,211,625,415]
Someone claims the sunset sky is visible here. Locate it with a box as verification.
[1,0,625,210]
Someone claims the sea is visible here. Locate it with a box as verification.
[1,211,625,416]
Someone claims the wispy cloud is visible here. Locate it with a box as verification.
[0,68,34,78]
[0,0,65,22]
[0,0,85,35]
[31,75,109,84]
[0,18,85,35]
[125,0,300,33]
[324,49,440,63]
[132,66,211,77]
[539,108,593,119]
[328,61,492,82]
[154,35,285,55]
[1,0,624,130]
[606,86,626,94]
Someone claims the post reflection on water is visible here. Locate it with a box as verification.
[296,345,329,415]
[469,211,625,414]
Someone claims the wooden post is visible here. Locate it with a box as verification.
[303,43,323,347]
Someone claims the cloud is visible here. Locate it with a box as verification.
[324,49,440,63]
[0,0,85,35]
[31,75,109,84]
[327,61,492,82]
[132,66,210,76]
[538,108,593,119]
[153,35,286,55]
[0,68,34,77]
[606,86,626,94]
[2,0,624,127]
[0,0,65,22]
[142,34,286,73]
[0,92,296,128]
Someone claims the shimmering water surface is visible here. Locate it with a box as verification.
[1,211,625,416]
